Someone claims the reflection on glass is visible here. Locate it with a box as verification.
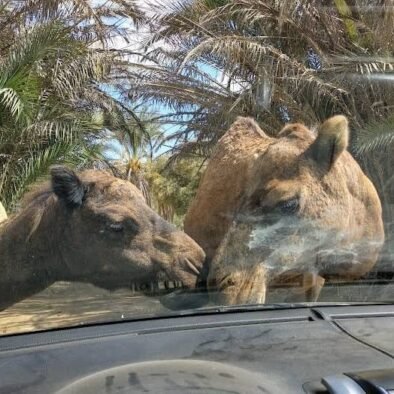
[0,0,393,335]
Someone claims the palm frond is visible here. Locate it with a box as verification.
[3,140,75,210]
[354,115,394,155]
[0,87,24,119]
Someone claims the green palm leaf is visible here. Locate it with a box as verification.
[354,116,394,155]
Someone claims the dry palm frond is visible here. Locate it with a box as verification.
[123,0,394,158]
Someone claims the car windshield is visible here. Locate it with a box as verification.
[0,0,393,336]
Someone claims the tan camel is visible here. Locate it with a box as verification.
[0,166,205,311]
[185,116,384,305]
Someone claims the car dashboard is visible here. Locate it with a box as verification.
[0,304,393,393]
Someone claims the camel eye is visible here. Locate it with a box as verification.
[109,222,124,232]
[278,198,299,215]
[125,218,140,234]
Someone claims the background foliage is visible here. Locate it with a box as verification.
[0,1,393,267]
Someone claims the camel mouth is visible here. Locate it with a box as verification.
[147,255,203,290]
[172,256,204,289]
[91,275,190,295]
[129,280,186,294]
[211,264,268,305]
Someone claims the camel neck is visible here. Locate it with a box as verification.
[0,202,63,311]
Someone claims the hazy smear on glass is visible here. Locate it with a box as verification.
[247,215,351,274]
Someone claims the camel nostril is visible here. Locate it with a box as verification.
[218,275,236,290]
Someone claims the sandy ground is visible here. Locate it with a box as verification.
[0,280,393,336]
[0,282,167,335]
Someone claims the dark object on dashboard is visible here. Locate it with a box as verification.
[346,369,394,393]
[304,368,394,393]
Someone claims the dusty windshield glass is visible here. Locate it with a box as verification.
[0,0,393,335]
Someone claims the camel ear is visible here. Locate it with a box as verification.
[308,115,349,172]
[51,166,86,208]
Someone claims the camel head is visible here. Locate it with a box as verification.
[35,167,205,290]
[185,116,384,305]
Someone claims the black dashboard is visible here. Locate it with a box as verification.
[0,304,393,393]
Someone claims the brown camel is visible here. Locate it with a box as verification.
[0,166,205,311]
[184,115,384,305]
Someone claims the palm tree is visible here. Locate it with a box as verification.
[123,0,393,156]
[1,0,144,45]
[144,155,205,226]
[102,107,205,226]
[0,21,105,209]
[103,108,159,204]
[0,0,146,210]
